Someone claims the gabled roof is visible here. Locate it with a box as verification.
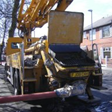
[84,15,112,31]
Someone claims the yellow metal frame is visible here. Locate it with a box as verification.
[6,38,40,55]
[48,11,84,44]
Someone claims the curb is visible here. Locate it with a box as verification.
[102,67,112,71]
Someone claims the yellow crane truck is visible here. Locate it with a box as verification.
[5,0,103,100]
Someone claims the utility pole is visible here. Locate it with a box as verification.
[88,9,93,49]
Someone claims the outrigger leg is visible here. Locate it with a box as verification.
[86,86,94,100]
[78,86,101,103]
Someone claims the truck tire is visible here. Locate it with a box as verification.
[14,69,21,95]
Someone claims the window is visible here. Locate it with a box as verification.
[103,47,111,58]
[83,32,87,39]
[93,49,98,60]
[89,29,96,40]
[11,43,21,49]
[102,26,110,38]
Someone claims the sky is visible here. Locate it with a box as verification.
[33,0,112,37]
[66,0,112,26]
[1,0,112,44]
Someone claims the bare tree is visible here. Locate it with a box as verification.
[9,0,20,37]
[0,0,30,39]
[0,0,12,19]
[0,0,13,60]
[0,0,13,39]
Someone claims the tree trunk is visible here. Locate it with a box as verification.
[0,19,7,61]
[9,0,20,37]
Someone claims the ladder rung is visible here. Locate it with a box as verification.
[23,78,37,82]
[7,71,10,75]
[93,73,103,76]
[24,66,34,69]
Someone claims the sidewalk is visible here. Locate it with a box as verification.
[102,66,112,71]
[0,62,6,66]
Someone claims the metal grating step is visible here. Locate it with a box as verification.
[54,52,95,67]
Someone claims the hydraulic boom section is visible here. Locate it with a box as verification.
[18,0,73,31]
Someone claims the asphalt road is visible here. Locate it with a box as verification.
[92,69,112,102]
[0,65,112,112]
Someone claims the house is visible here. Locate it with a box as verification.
[81,15,112,68]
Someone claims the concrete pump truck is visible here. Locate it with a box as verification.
[2,0,103,103]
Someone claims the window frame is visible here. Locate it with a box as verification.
[83,31,87,39]
[102,25,110,38]
[89,29,96,41]
[11,42,21,49]
[102,47,112,59]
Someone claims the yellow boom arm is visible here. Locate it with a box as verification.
[18,0,73,30]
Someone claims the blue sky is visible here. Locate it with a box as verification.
[33,0,112,37]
